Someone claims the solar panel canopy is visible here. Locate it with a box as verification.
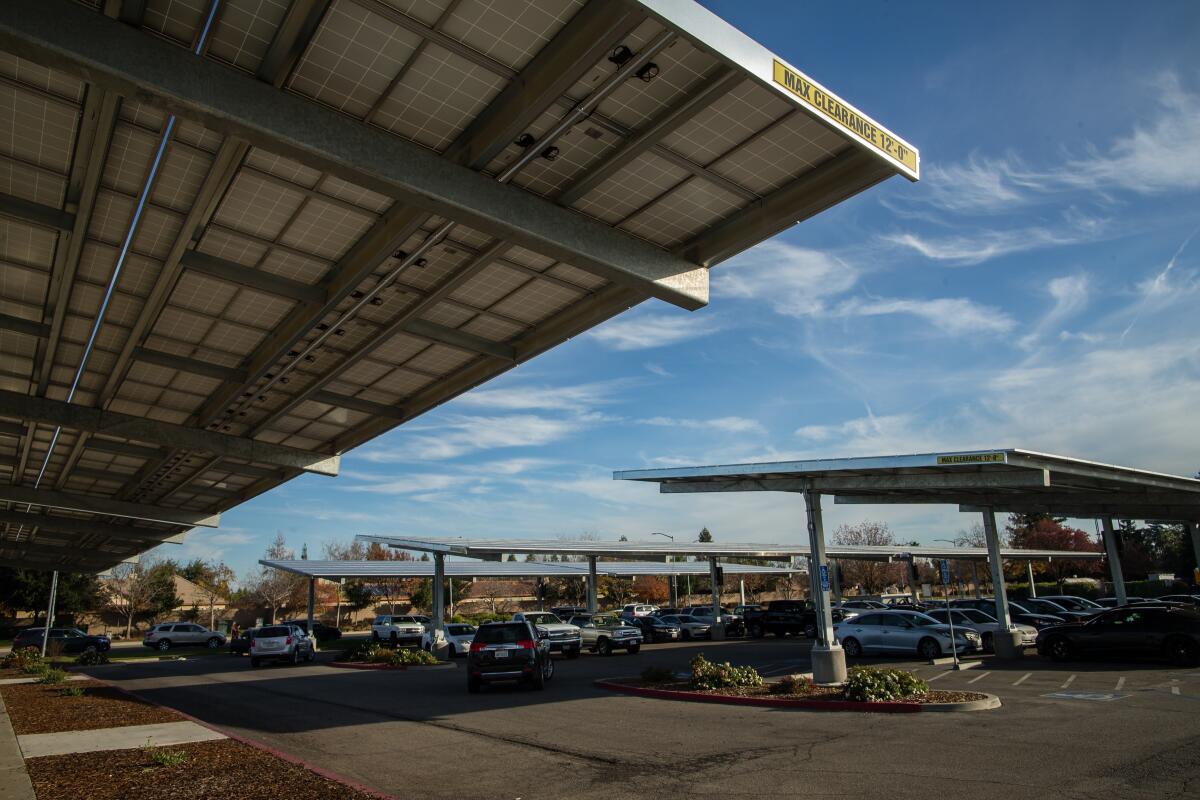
[0,0,917,572]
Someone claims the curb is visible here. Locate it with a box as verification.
[594,679,1000,713]
[79,673,401,800]
[328,662,457,671]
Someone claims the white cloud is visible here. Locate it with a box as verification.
[714,240,857,316]
[358,414,578,461]
[644,362,673,378]
[882,225,1095,266]
[342,474,462,494]
[452,381,625,411]
[1019,273,1091,349]
[640,416,767,435]
[833,296,1016,335]
[590,311,723,351]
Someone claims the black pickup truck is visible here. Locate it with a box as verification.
[744,600,845,639]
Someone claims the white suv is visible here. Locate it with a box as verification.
[250,624,315,667]
[372,614,425,646]
[620,604,659,620]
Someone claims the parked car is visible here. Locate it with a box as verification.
[651,607,684,618]
[283,620,342,643]
[568,613,643,655]
[13,628,110,655]
[619,604,659,620]
[923,607,1038,650]
[1096,596,1148,607]
[950,599,1065,629]
[1160,594,1200,608]
[833,610,981,659]
[229,627,257,656]
[744,600,845,639]
[731,604,763,616]
[421,623,477,656]
[467,621,553,692]
[836,599,888,612]
[657,614,711,640]
[678,606,745,636]
[1036,605,1200,666]
[1018,597,1095,622]
[550,606,588,619]
[143,622,226,651]
[1037,595,1105,617]
[628,615,682,643]
[250,624,316,667]
[511,612,581,658]
[371,615,425,647]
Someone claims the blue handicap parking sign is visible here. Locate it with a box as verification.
[819,564,830,591]
[939,559,950,585]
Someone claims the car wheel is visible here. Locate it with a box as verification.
[627,644,641,655]
[467,675,481,694]
[1048,636,1073,662]
[918,637,942,660]
[842,637,862,658]
[306,646,316,663]
[803,623,817,639]
[681,630,692,641]
[530,661,546,690]
[566,647,580,660]
[291,648,301,666]
[1164,635,1199,667]
[749,623,765,639]
[157,639,171,651]
[250,657,261,668]
[597,638,612,656]
[389,633,397,648]
[206,637,221,649]
[544,656,555,682]
[372,631,380,642]
[981,633,994,652]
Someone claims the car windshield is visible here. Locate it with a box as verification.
[474,624,530,644]
[908,613,940,627]
[593,615,619,626]
[446,625,475,635]
[258,627,290,637]
[523,613,562,625]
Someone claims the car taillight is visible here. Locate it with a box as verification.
[469,642,487,653]
[517,640,535,650]
[285,637,293,645]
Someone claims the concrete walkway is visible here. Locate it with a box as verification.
[0,692,34,800]
[0,674,89,686]
[18,720,226,759]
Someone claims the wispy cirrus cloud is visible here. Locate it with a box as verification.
[589,311,724,351]
[715,241,858,316]
[639,416,767,435]
[1019,273,1091,349]
[832,296,1016,335]
[452,380,627,411]
[881,216,1104,266]
[357,414,579,461]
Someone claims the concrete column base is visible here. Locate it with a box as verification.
[993,630,1025,660]
[710,621,726,641]
[811,644,847,685]
[430,631,450,661]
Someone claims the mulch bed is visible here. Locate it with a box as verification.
[624,680,986,705]
[26,739,384,800]
[0,680,181,734]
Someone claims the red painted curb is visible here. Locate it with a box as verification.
[594,679,923,713]
[80,673,402,800]
[329,662,407,671]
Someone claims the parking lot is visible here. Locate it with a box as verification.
[84,638,1200,800]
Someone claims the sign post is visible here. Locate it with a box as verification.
[940,560,960,671]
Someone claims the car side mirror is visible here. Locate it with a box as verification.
[538,631,549,640]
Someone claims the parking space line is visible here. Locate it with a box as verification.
[1060,674,1076,689]
[967,671,990,684]
[1013,673,1032,686]
[1115,677,1125,691]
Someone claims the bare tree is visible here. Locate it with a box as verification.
[832,521,904,594]
[105,561,180,639]
[247,534,302,623]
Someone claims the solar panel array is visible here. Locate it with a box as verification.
[0,0,911,571]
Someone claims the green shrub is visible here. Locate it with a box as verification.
[59,685,87,698]
[340,641,382,662]
[689,653,762,691]
[640,666,676,685]
[76,650,109,666]
[844,666,928,702]
[770,674,814,695]
[144,746,189,768]
[37,668,68,685]
[3,647,45,672]
[381,647,439,666]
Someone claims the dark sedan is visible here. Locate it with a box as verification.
[283,620,342,642]
[1037,605,1200,666]
[630,615,681,643]
[12,628,111,655]
[950,598,1065,629]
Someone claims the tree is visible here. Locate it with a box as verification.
[832,521,903,593]
[599,576,635,607]
[247,534,304,623]
[698,527,713,543]
[632,576,668,604]
[0,567,103,624]
[1006,516,1102,588]
[104,560,180,638]
[178,559,235,629]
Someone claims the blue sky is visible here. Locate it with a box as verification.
[155,0,1200,579]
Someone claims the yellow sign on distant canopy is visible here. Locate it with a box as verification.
[936,453,1006,465]
[772,60,918,174]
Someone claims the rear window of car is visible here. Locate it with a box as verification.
[258,627,290,637]
[474,624,529,644]
[447,625,475,635]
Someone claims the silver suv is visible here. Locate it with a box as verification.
[569,613,643,655]
[250,624,316,667]
[143,622,226,651]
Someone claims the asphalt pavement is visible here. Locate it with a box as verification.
[83,637,1200,799]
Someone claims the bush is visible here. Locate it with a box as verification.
[770,674,814,695]
[59,685,87,698]
[339,641,382,663]
[640,666,676,685]
[844,666,928,702]
[76,650,109,666]
[2,647,45,674]
[145,746,189,768]
[689,654,762,691]
[37,668,68,685]
[377,647,439,667]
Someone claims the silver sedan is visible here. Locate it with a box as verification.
[658,614,711,640]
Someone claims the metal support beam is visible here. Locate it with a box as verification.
[663,470,1050,494]
[131,347,246,382]
[982,507,1024,659]
[739,578,745,607]
[0,484,218,527]
[971,561,981,599]
[0,191,74,231]
[0,389,339,476]
[432,553,447,660]
[708,556,724,640]
[309,391,405,420]
[40,570,58,656]
[0,509,183,542]
[402,319,515,361]
[181,251,324,304]
[1026,561,1037,597]
[1191,523,1200,588]
[0,0,709,310]
[255,0,331,84]
[0,313,50,339]
[1100,516,1126,606]
[906,559,919,605]
[803,489,845,684]
[587,556,598,614]
[830,559,842,602]
[306,576,315,638]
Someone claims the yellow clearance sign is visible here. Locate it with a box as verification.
[772,60,917,174]
[936,453,1006,465]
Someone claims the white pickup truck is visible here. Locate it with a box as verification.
[511,612,581,658]
[371,614,425,646]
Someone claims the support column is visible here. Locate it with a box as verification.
[586,556,598,614]
[830,560,842,603]
[804,490,846,684]
[739,578,746,607]
[906,559,919,605]
[709,557,725,640]
[1026,561,1037,598]
[432,554,448,659]
[982,508,1021,659]
[306,577,315,649]
[1100,516,1127,606]
[40,570,59,657]
[971,561,981,599]
[1190,523,1200,588]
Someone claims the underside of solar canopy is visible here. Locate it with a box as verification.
[0,0,916,573]
[260,558,794,580]
[615,449,1200,522]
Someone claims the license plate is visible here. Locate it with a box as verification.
[495,649,510,659]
